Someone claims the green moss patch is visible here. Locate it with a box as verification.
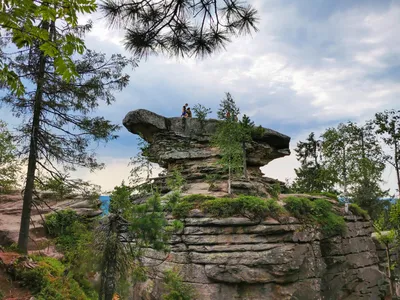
[171,194,283,221]
[349,203,369,219]
[283,196,346,236]
[201,196,283,220]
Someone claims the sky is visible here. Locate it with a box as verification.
[2,0,400,194]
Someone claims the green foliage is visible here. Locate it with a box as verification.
[0,0,97,95]
[101,0,258,58]
[0,121,20,192]
[268,182,281,200]
[192,104,212,129]
[322,122,385,196]
[0,289,4,300]
[317,192,339,199]
[217,92,240,121]
[375,229,397,247]
[129,136,156,194]
[97,183,173,299]
[132,265,148,283]
[372,109,400,193]
[292,132,336,194]
[172,201,195,219]
[389,200,400,231]
[164,190,182,212]
[205,174,221,190]
[201,196,283,220]
[38,175,73,199]
[349,203,369,219]
[182,194,216,202]
[167,169,186,191]
[44,209,80,238]
[283,196,314,219]
[283,196,346,236]
[162,269,195,300]
[213,116,243,186]
[165,220,185,232]
[44,210,98,298]
[250,125,265,139]
[15,255,95,299]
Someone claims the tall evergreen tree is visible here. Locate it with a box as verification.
[1,16,133,252]
[372,110,400,195]
[292,132,335,193]
[98,182,177,300]
[239,114,254,180]
[100,0,259,58]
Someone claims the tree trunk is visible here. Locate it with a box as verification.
[17,26,48,253]
[386,244,394,296]
[228,157,231,194]
[242,141,248,180]
[343,147,348,199]
[100,215,118,300]
[395,143,400,196]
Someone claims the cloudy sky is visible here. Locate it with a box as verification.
[3,0,400,193]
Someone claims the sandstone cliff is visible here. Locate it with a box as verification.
[123,109,389,300]
[135,213,387,300]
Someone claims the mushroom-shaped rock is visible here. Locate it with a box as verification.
[123,109,290,179]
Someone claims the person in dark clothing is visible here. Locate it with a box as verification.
[181,103,188,117]
[187,107,192,118]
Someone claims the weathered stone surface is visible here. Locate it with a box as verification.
[0,192,101,250]
[134,216,389,300]
[124,110,389,299]
[123,109,291,196]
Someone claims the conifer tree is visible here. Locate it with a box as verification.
[1,14,133,252]
[239,114,254,179]
[98,182,178,300]
[100,0,259,58]
[214,93,243,194]
[292,132,334,193]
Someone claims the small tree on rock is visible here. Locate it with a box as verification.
[214,93,243,194]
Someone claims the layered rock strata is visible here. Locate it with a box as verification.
[124,109,389,299]
[123,109,290,195]
[134,214,388,300]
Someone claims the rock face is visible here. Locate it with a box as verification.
[134,214,388,300]
[0,191,102,251]
[124,109,389,299]
[123,109,290,182]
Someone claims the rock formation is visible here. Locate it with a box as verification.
[134,214,388,300]
[123,109,291,195]
[123,109,390,300]
[0,191,101,251]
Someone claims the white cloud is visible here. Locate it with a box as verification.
[71,157,131,193]
[10,1,400,194]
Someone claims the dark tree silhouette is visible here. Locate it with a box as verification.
[100,0,259,58]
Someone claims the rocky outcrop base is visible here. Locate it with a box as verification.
[133,215,388,300]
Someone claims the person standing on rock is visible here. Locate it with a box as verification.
[181,103,188,117]
[187,107,192,118]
